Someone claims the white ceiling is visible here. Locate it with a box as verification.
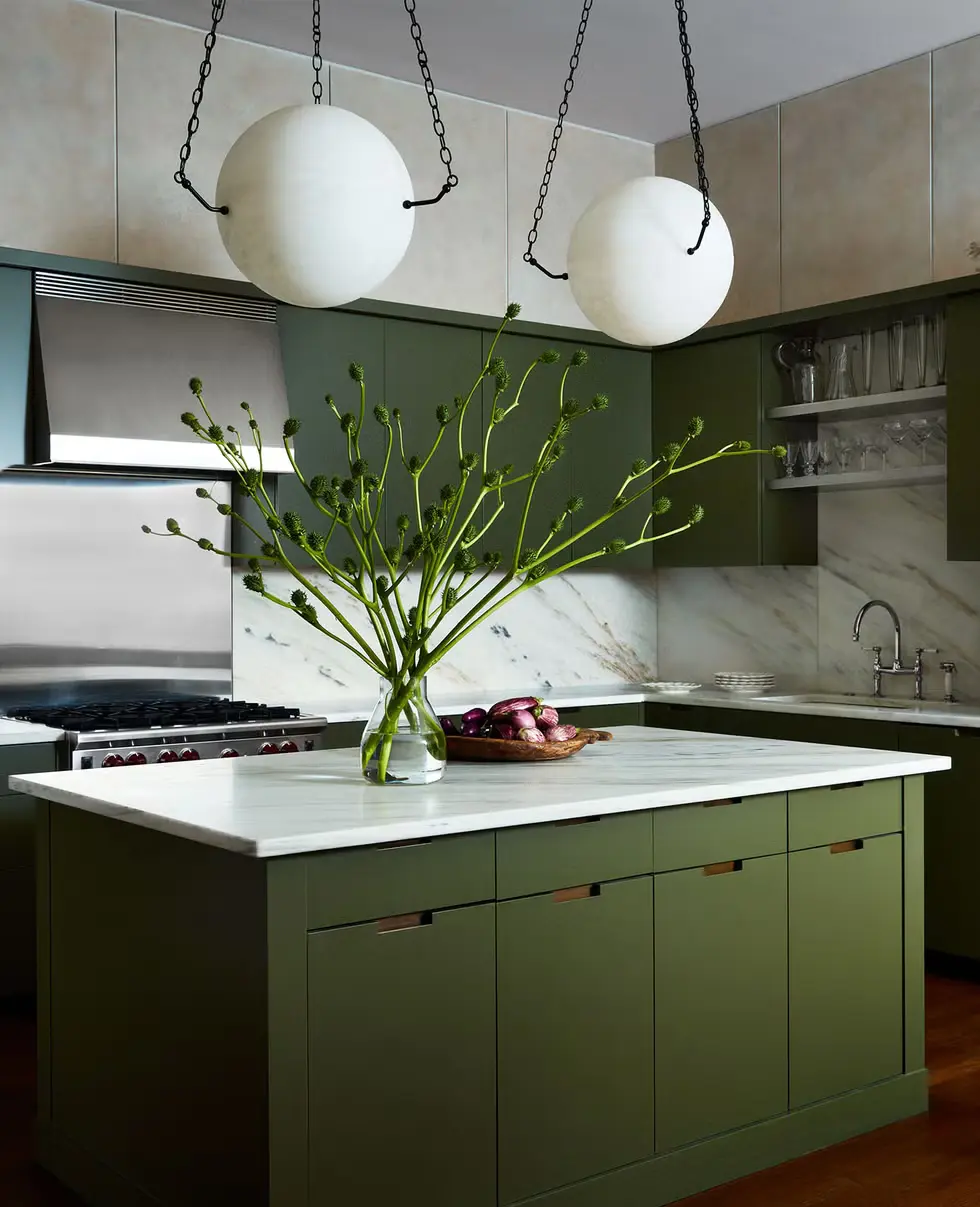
[98,0,980,143]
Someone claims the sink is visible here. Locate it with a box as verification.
[765,693,921,711]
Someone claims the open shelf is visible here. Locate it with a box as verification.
[768,465,946,492]
[767,384,946,423]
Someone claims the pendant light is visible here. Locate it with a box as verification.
[174,0,458,309]
[523,0,733,347]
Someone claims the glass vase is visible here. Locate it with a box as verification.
[360,675,447,786]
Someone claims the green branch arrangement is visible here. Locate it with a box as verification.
[144,303,784,783]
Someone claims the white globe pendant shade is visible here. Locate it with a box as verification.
[215,105,415,309]
[567,175,734,347]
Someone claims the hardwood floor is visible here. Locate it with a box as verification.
[2,974,980,1206]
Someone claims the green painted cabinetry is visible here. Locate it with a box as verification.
[308,904,496,1207]
[946,294,980,560]
[789,834,904,1107]
[652,334,815,566]
[0,265,31,468]
[655,853,788,1150]
[497,877,654,1204]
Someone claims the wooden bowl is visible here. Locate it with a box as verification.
[445,728,613,763]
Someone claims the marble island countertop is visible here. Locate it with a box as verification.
[0,718,66,747]
[9,725,949,859]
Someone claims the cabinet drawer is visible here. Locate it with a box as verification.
[0,743,57,787]
[496,811,652,899]
[789,779,902,850]
[653,793,786,871]
[306,831,495,929]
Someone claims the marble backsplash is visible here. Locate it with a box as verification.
[233,569,658,711]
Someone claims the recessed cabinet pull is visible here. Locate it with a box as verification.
[830,782,865,792]
[556,815,601,827]
[703,860,743,876]
[377,837,432,850]
[704,798,740,808]
[553,884,600,903]
[830,839,864,855]
[376,911,433,933]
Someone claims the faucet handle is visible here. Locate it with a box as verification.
[915,647,938,657]
[861,645,882,654]
[940,660,957,672]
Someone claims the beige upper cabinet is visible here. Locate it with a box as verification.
[656,107,780,327]
[933,34,980,283]
[780,57,931,311]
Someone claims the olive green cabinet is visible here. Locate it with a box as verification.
[0,265,31,468]
[307,902,496,1207]
[946,294,980,560]
[655,853,788,1150]
[497,876,654,1204]
[652,334,815,567]
[789,833,904,1107]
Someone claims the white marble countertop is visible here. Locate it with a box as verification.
[9,725,949,859]
[0,718,65,747]
[328,681,980,731]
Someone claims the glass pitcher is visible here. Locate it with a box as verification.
[774,338,823,406]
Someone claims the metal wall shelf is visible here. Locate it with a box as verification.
[768,465,946,492]
[767,384,946,423]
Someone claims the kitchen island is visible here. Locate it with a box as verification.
[10,726,949,1207]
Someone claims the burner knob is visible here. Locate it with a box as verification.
[258,742,280,755]
[101,754,125,768]
[125,752,148,766]
[157,750,179,763]
[279,740,298,754]
[220,748,240,758]
[179,748,201,761]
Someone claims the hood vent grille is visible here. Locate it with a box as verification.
[34,272,277,324]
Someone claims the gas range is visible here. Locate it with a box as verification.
[5,697,329,770]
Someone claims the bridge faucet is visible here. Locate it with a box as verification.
[852,599,903,670]
[851,599,935,699]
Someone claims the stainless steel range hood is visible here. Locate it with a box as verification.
[29,272,293,473]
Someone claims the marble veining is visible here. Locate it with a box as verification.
[9,726,949,858]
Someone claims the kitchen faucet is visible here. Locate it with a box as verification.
[851,599,936,699]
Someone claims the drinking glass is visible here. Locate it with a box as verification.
[825,342,857,400]
[914,314,928,389]
[817,438,836,474]
[778,441,799,478]
[882,419,909,460]
[932,312,947,385]
[907,417,932,464]
[835,435,858,472]
[861,328,874,395]
[801,440,820,476]
[888,322,905,391]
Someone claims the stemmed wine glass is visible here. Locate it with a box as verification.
[778,441,799,478]
[882,420,910,462]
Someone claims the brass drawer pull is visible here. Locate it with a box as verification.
[703,860,743,876]
[830,839,864,855]
[377,910,433,933]
[830,782,865,792]
[553,884,601,903]
[377,837,432,850]
[555,815,601,827]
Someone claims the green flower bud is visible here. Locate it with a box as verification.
[494,368,512,393]
[195,486,209,498]
[492,406,506,424]
[687,415,705,438]
[377,575,390,593]
[296,602,318,624]
[652,495,671,516]
[561,398,581,418]
[604,538,628,555]
[453,549,478,574]
[631,458,648,476]
[460,452,479,472]
[550,516,565,534]
[505,301,521,319]
[423,505,438,528]
[197,537,213,550]
[612,493,627,509]
[226,424,238,434]
[570,349,589,367]
[348,362,365,383]
[188,377,203,394]
[391,408,402,423]
[291,588,308,606]
[309,475,328,497]
[487,356,505,377]
[436,404,452,425]
[517,547,536,570]
[364,474,380,492]
[462,523,479,542]
[406,455,421,474]
[307,531,326,552]
[373,404,390,425]
[732,440,751,451]
[180,411,201,430]
[526,563,548,582]
[249,418,259,431]
[243,468,261,491]
[141,524,151,534]
[261,542,276,557]
[502,462,514,475]
[324,489,339,508]
[539,349,561,365]
[689,503,705,525]
[340,412,357,434]
[484,468,503,489]
[548,418,571,441]
[591,393,609,411]
[240,401,251,412]
[217,503,232,516]
[397,513,411,533]
[351,458,368,479]
[383,544,400,564]
[166,517,181,534]
[242,571,264,593]
[283,417,301,438]
[266,514,282,532]
[337,503,353,522]
[330,476,342,489]
[444,586,458,608]
[662,441,682,461]
[482,550,502,569]
[343,557,358,576]
[440,483,456,502]
[405,536,423,562]
[340,478,356,498]
[283,510,305,537]
[771,444,787,458]
[206,424,224,442]
[247,557,261,571]
[566,495,584,513]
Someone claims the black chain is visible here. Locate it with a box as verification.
[402,0,458,209]
[312,0,323,103]
[523,0,593,279]
[675,0,710,254]
[174,0,229,214]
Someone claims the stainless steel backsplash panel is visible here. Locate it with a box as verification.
[0,474,232,706]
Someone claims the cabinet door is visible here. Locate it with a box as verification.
[275,306,387,564]
[789,834,904,1107]
[497,877,654,1204]
[308,903,496,1207]
[654,854,787,1151]
[899,726,980,959]
[652,335,815,567]
[946,294,980,560]
[0,862,34,998]
[568,343,653,571]
[0,266,31,469]
[383,319,485,557]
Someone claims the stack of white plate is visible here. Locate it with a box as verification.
[714,671,776,695]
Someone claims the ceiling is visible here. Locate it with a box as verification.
[98,0,980,143]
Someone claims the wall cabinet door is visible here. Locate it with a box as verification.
[0,266,31,469]
[654,854,788,1151]
[946,294,980,560]
[789,834,904,1107]
[274,306,387,564]
[497,876,654,1204]
[652,334,815,567]
[308,903,496,1207]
